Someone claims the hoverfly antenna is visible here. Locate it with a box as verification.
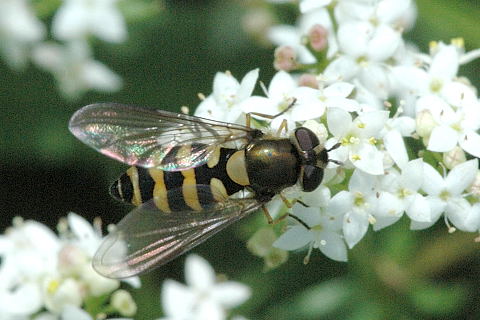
[327,142,342,166]
[327,142,341,152]
[328,159,343,166]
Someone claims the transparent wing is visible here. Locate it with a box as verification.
[69,103,260,170]
[93,186,261,279]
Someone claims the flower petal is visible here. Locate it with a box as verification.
[185,255,216,290]
[316,231,348,262]
[421,163,445,195]
[273,225,312,250]
[459,131,480,158]
[327,107,352,138]
[445,159,478,194]
[427,126,458,152]
[343,210,369,248]
[211,282,251,308]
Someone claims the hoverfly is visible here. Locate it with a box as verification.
[69,101,339,279]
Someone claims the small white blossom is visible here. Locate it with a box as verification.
[412,159,479,231]
[52,0,127,43]
[324,20,402,98]
[195,69,259,123]
[0,219,59,317]
[327,107,388,175]
[416,94,480,158]
[32,41,122,99]
[335,170,380,248]
[43,277,83,314]
[273,203,348,262]
[0,214,139,319]
[0,0,45,68]
[376,159,431,228]
[160,255,250,320]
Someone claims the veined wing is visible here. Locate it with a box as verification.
[93,196,261,279]
[69,103,261,170]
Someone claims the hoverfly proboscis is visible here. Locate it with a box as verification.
[69,101,339,279]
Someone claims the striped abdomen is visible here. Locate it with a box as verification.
[109,147,249,213]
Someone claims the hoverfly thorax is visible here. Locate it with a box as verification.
[292,127,329,192]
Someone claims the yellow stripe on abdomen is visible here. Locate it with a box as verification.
[126,166,142,206]
[149,168,171,213]
[182,169,202,211]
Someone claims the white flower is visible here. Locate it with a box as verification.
[32,41,122,99]
[43,277,83,314]
[416,94,480,158]
[412,159,479,231]
[376,159,431,229]
[0,219,60,317]
[327,107,388,175]
[160,254,250,320]
[241,72,355,131]
[324,20,402,99]
[393,42,478,109]
[194,69,259,123]
[0,0,45,68]
[273,203,348,262]
[63,213,140,290]
[52,0,127,43]
[336,170,380,248]
[38,305,134,320]
[0,214,140,319]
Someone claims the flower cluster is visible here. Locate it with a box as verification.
[195,0,480,264]
[0,0,148,99]
[0,213,140,319]
[160,255,251,320]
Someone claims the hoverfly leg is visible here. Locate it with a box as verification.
[245,98,297,129]
[280,194,309,208]
[288,213,311,230]
[275,119,288,137]
[262,205,289,225]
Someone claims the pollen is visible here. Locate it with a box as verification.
[451,122,462,132]
[451,37,464,48]
[368,137,377,145]
[47,280,60,294]
[354,192,364,207]
[439,190,450,201]
[430,78,443,93]
[351,154,361,161]
[357,122,366,129]
[398,188,412,199]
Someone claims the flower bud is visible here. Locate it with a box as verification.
[443,146,466,169]
[111,289,137,317]
[247,227,276,257]
[469,171,480,197]
[415,109,436,137]
[308,24,328,52]
[298,73,319,89]
[274,46,298,71]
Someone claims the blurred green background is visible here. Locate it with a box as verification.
[1,0,480,319]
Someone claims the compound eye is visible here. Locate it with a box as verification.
[301,165,324,192]
[295,127,319,151]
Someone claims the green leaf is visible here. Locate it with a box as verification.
[409,281,467,315]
